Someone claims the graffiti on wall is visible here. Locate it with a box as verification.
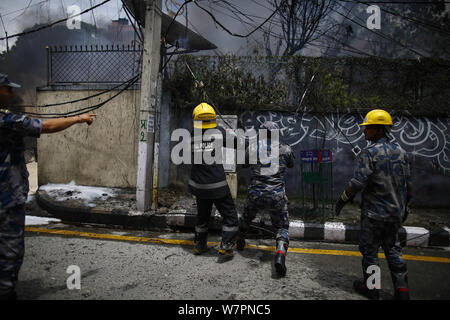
[240,111,450,173]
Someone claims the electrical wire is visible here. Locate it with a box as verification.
[183,9,224,56]
[197,1,295,44]
[184,60,234,129]
[8,0,34,24]
[212,1,263,32]
[12,75,139,118]
[0,0,112,41]
[193,0,284,39]
[122,2,144,43]
[89,0,98,38]
[0,13,8,52]
[321,33,378,57]
[306,40,372,56]
[330,0,445,59]
[336,1,450,67]
[16,75,140,109]
[350,0,450,37]
[162,45,180,71]
[163,0,282,55]
[197,1,361,57]
[0,0,48,19]
[111,5,129,46]
[164,0,193,39]
[160,1,193,70]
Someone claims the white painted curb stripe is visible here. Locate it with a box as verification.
[163,215,446,247]
[25,215,61,226]
[324,222,346,241]
[168,209,187,214]
[289,220,305,238]
[166,214,185,227]
[404,226,429,247]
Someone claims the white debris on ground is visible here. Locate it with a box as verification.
[25,215,61,226]
[39,180,117,207]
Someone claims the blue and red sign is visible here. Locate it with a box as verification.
[300,149,333,163]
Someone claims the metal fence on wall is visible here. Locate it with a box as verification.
[46,44,142,84]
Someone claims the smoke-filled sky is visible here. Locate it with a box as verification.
[0,0,125,52]
[1,0,448,106]
[0,0,318,55]
[0,1,448,56]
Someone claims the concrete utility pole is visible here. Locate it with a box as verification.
[136,0,162,213]
[152,72,162,210]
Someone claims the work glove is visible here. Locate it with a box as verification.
[335,190,352,216]
[402,205,410,223]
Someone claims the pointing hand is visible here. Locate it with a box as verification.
[77,113,96,125]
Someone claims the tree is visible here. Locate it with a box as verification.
[265,0,337,57]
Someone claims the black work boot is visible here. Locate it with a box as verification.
[217,242,234,263]
[193,232,209,255]
[353,280,380,300]
[236,236,246,251]
[274,240,288,277]
[353,263,380,300]
[236,230,246,251]
[391,269,410,300]
[236,219,249,251]
[194,241,208,255]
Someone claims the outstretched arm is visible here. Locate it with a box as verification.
[41,113,96,134]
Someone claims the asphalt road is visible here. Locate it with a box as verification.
[17,222,450,301]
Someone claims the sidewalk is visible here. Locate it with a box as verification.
[26,162,450,248]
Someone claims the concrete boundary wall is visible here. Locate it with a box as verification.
[35,87,450,206]
[36,87,140,188]
[172,109,450,207]
[238,110,450,206]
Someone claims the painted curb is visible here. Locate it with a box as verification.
[168,215,449,248]
[35,191,449,248]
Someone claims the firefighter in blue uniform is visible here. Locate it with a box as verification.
[335,109,412,300]
[0,73,96,300]
[189,102,239,262]
[237,121,294,277]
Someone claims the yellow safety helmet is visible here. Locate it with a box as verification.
[192,102,216,129]
[359,109,393,126]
